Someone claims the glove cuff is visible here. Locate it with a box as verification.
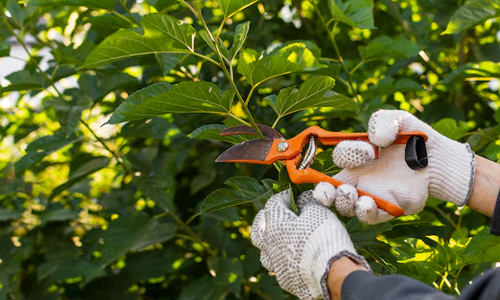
[320,251,371,300]
[428,137,475,206]
[299,221,370,300]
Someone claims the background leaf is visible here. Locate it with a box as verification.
[218,0,259,19]
[327,0,375,29]
[15,132,83,174]
[101,211,177,265]
[80,14,196,69]
[359,35,421,61]
[107,81,234,124]
[237,43,325,87]
[266,76,355,119]
[443,0,500,34]
[197,177,276,215]
[26,0,117,9]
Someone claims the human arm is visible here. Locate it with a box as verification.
[328,257,500,300]
[468,155,500,217]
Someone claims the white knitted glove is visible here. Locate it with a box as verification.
[313,110,476,224]
[251,190,369,300]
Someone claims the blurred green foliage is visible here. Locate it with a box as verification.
[0,0,499,299]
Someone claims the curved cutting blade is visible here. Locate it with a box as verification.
[215,139,274,164]
[220,124,284,140]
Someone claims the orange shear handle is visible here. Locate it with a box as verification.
[285,157,405,217]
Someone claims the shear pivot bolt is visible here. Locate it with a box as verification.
[277,142,289,152]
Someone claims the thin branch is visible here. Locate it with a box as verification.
[79,120,133,174]
[169,212,216,256]
[118,0,139,25]
[194,7,265,138]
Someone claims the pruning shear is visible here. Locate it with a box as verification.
[215,125,428,217]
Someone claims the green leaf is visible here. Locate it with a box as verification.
[40,209,79,223]
[346,217,392,244]
[50,156,110,199]
[237,43,325,87]
[218,0,259,19]
[327,0,375,29]
[432,118,469,140]
[189,124,246,144]
[121,117,177,139]
[442,61,500,84]
[121,246,185,282]
[391,210,445,227]
[482,140,500,161]
[230,21,250,60]
[87,14,133,29]
[80,14,196,69]
[462,227,500,263]
[178,276,229,300]
[134,173,175,211]
[47,90,93,136]
[310,149,337,174]
[0,209,22,221]
[107,81,235,124]
[443,0,500,35]
[0,40,9,57]
[7,0,27,27]
[14,132,83,174]
[26,0,117,9]
[265,76,355,119]
[359,35,421,61]
[1,70,46,93]
[197,177,276,215]
[101,211,177,265]
[199,30,230,60]
[78,73,138,102]
[155,52,186,76]
[38,259,105,284]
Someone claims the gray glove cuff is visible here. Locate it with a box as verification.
[320,251,371,300]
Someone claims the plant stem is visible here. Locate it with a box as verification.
[330,22,358,99]
[4,16,64,98]
[434,206,461,234]
[194,7,265,138]
[169,211,216,256]
[118,0,139,25]
[271,117,281,129]
[229,113,252,126]
[79,120,133,174]
[190,52,221,67]
[312,5,360,100]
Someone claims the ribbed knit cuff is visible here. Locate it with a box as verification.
[319,251,371,300]
[428,137,475,206]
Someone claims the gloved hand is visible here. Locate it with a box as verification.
[313,110,476,224]
[251,190,369,300]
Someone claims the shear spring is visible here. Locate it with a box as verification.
[298,136,317,170]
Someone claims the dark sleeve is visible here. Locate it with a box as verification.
[490,187,500,236]
[341,271,455,300]
[458,268,500,300]
[341,268,500,300]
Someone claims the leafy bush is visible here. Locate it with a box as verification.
[0,0,500,299]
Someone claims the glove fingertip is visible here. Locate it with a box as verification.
[335,184,357,217]
[313,182,336,207]
[333,141,375,169]
[355,196,378,224]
